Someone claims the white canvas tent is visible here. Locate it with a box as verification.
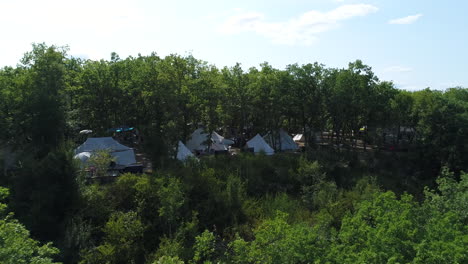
[177,141,195,161]
[74,137,136,166]
[211,131,235,146]
[112,149,137,166]
[186,128,210,152]
[210,131,234,151]
[210,142,228,151]
[186,129,233,152]
[246,134,274,155]
[75,137,131,153]
[263,129,298,151]
[74,152,91,163]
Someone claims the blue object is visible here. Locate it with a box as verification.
[108,126,135,133]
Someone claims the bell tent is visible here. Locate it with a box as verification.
[186,128,210,152]
[186,129,233,152]
[246,134,274,155]
[177,141,196,161]
[263,129,298,151]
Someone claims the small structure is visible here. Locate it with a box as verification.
[246,134,274,155]
[263,129,298,151]
[79,129,93,135]
[186,129,234,153]
[186,128,210,152]
[211,131,235,146]
[107,126,135,133]
[177,141,196,161]
[293,134,305,142]
[74,137,137,168]
[74,152,92,165]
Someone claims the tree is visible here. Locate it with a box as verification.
[158,177,185,236]
[414,168,468,263]
[221,63,251,145]
[192,230,216,263]
[87,149,116,177]
[389,90,415,145]
[329,192,419,263]
[287,62,326,147]
[80,211,145,264]
[21,43,68,156]
[0,186,60,264]
[229,212,322,264]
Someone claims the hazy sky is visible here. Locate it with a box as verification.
[1,0,467,90]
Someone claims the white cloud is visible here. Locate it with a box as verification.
[388,14,422,25]
[384,66,413,72]
[219,4,378,45]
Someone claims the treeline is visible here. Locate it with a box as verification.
[1,44,467,169]
[0,44,467,263]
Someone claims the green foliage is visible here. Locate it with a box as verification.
[87,149,116,177]
[157,177,185,235]
[0,218,61,264]
[81,211,145,264]
[192,230,216,263]
[295,158,326,185]
[227,168,467,264]
[0,186,60,264]
[229,212,322,264]
[8,146,80,243]
[423,168,468,221]
[330,192,419,263]
[244,193,309,223]
[1,44,467,264]
[414,169,468,263]
[413,211,467,264]
[153,256,185,264]
[153,237,185,261]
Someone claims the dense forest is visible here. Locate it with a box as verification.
[0,44,467,263]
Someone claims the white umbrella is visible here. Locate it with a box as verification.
[74,152,92,164]
[79,129,93,135]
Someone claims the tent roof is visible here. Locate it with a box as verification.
[246,134,274,155]
[212,131,234,145]
[264,129,298,151]
[177,141,195,161]
[74,152,91,162]
[75,137,131,154]
[73,149,136,166]
[211,131,224,144]
[112,149,137,166]
[74,137,136,166]
[186,129,233,152]
[186,128,210,152]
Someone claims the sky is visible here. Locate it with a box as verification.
[1,0,467,91]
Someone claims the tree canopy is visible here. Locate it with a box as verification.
[0,44,466,263]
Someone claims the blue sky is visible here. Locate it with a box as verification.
[1,0,467,90]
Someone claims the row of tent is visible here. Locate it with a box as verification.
[73,129,301,166]
[177,129,300,161]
